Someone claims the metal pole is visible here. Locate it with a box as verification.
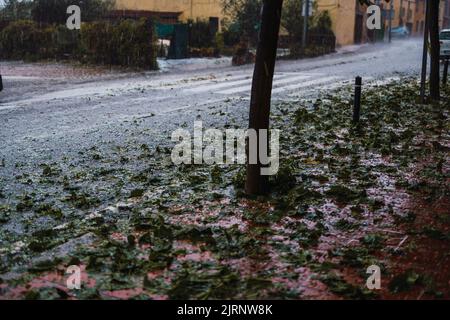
[444,59,449,85]
[353,76,362,123]
[420,0,429,103]
[302,0,310,50]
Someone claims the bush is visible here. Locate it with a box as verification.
[0,20,51,60]
[286,26,336,58]
[231,41,255,66]
[187,19,222,57]
[0,18,158,69]
[81,19,158,69]
[188,19,215,48]
[222,0,262,46]
[222,22,240,47]
[53,25,81,58]
[280,5,336,59]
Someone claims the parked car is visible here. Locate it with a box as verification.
[440,29,450,59]
[391,26,410,39]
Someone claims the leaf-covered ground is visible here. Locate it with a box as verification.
[0,79,449,299]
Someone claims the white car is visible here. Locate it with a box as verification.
[440,29,450,59]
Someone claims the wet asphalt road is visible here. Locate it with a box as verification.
[0,39,424,197]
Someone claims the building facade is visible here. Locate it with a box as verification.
[114,0,224,25]
[116,0,364,46]
[317,0,450,46]
[114,0,450,46]
[316,0,363,46]
[441,0,450,29]
[383,0,450,36]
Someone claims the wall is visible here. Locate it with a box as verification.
[391,0,417,30]
[117,0,360,46]
[387,0,449,36]
[317,0,357,46]
[115,0,224,23]
[440,0,450,29]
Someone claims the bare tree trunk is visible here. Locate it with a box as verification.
[429,0,440,101]
[245,0,284,195]
[420,0,430,103]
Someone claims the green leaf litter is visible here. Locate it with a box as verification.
[0,78,448,299]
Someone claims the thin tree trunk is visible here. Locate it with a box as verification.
[245,0,284,195]
[420,0,429,103]
[429,0,440,101]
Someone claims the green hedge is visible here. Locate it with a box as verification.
[0,20,52,60]
[186,19,223,58]
[0,19,158,69]
[81,19,157,69]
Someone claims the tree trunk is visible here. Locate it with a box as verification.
[429,0,440,101]
[245,0,283,195]
[420,0,429,103]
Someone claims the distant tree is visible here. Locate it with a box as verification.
[281,0,306,56]
[281,1,334,56]
[187,19,215,48]
[428,0,440,100]
[221,21,241,47]
[281,0,305,45]
[312,10,332,31]
[221,0,262,45]
[0,0,34,20]
[31,0,115,25]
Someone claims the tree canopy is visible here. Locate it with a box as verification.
[0,0,34,20]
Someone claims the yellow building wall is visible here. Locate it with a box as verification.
[115,0,224,22]
[119,0,441,47]
[317,0,357,46]
[440,0,449,29]
[379,0,446,36]
[391,0,417,30]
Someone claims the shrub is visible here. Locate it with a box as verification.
[222,0,262,46]
[188,19,215,48]
[280,4,336,59]
[221,22,240,47]
[186,19,222,57]
[0,18,158,69]
[0,20,49,60]
[81,18,158,69]
[53,25,81,58]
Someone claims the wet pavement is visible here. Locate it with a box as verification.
[0,39,423,187]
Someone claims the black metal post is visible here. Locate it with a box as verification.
[302,0,310,50]
[353,76,362,123]
[443,59,449,85]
